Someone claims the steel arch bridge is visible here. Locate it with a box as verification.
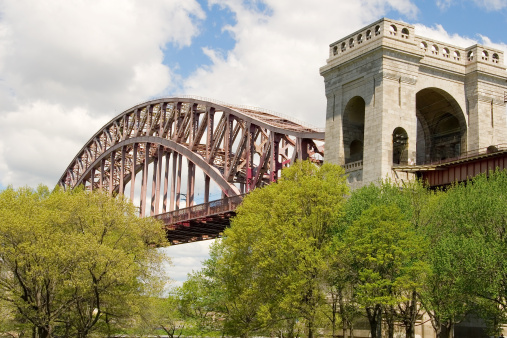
[58,97,324,243]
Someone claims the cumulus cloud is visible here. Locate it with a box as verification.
[161,240,215,288]
[181,0,418,128]
[0,0,205,187]
[0,101,110,187]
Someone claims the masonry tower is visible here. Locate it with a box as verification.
[320,18,507,188]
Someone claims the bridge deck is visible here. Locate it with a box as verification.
[154,194,245,244]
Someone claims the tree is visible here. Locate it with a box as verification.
[178,269,226,335]
[335,204,428,338]
[129,294,185,338]
[421,169,507,337]
[330,180,430,338]
[196,161,349,338]
[0,186,168,337]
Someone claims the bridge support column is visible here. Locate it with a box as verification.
[187,160,195,207]
[140,142,149,217]
[90,167,95,191]
[130,143,137,202]
[100,158,105,190]
[204,174,210,203]
[109,151,115,195]
[150,152,158,216]
[155,148,162,213]
[175,153,182,210]
[170,152,177,211]
[163,151,170,212]
[119,146,126,195]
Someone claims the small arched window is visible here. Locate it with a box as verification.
[401,28,409,38]
[442,48,450,58]
[453,51,460,61]
[389,25,397,35]
[349,38,354,48]
[392,127,409,165]
[357,34,363,44]
[341,42,346,52]
[333,46,338,56]
[375,25,381,36]
[493,53,499,63]
[482,50,489,60]
[467,50,474,61]
[431,45,439,55]
[420,41,427,51]
[366,30,372,40]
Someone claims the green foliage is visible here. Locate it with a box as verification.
[330,179,430,338]
[421,169,507,336]
[340,205,423,307]
[0,186,168,337]
[185,161,349,338]
[177,269,225,335]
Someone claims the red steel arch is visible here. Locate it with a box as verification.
[58,97,324,218]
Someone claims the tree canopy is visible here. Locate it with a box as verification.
[0,186,168,338]
[189,161,349,338]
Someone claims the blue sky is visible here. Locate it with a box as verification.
[1,0,506,286]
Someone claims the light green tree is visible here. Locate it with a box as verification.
[336,204,428,338]
[196,160,349,338]
[331,180,430,338]
[0,186,168,338]
[177,269,226,335]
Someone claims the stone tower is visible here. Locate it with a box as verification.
[320,18,507,188]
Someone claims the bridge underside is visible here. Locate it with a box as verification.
[394,144,507,187]
[163,212,236,244]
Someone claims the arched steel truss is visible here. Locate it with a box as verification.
[58,97,324,217]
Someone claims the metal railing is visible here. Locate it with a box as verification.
[416,143,507,166]
[154,194,246,225]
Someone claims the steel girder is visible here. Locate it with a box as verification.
[58,97,324,215]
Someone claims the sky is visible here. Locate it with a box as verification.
[1,0,507,287]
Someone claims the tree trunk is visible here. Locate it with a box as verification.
[384,305,395,338]
[307,322,313,338]
[435,323,454,338]
[33,326,51,338]
[404,291,418,338]
[366,305,382,338]
[387,319,394,338]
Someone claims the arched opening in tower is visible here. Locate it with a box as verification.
[392,127,408,165]
[343,96,365,164]
[415,88,466,164]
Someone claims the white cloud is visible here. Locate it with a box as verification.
[434,0,507,11]
[161,240,215,288]
[413,23,507,63]
[436,0,454,10]
[472,0,507,10]
[0,0,205,187]
[182,0,418,128]
[0,101,109,187]
[413,23,478,47]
